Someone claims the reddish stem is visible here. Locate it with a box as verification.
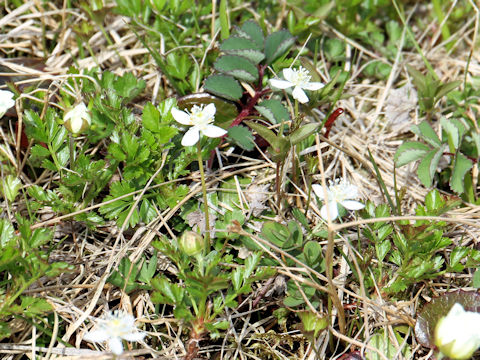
[323,108,344,139]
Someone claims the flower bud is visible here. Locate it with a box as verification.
[0,90,15,118]
[179,231,205,256]
[434,303,480,359]
[63,102,91,135]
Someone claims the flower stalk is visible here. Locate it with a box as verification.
[197,141,211,244]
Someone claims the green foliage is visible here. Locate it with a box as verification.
[0,218,72,340]
[107,254,158,292]
[395,119,475,196]
[361,190,469,294]
[151,236,274,339]
[406,65,461,118]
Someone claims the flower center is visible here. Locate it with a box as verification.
[292,67,312,87]
[190,105,213,129]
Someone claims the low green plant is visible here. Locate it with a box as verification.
[361,189,479,294]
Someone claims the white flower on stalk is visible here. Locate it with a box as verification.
[171,103,227,146]
[269,67,324,104]
[311,178,365,220]
[83,310,146,355]
[434,303,480,360]
[63,102,91,135]
[0,90,15,118]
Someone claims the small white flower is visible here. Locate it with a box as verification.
[171,103,227,146]
[0,90,15,118]
[435,303,480,360]
[269,67,324,104]
[64,102,91,135]
[83,310,146,355]
[311,178,365,220]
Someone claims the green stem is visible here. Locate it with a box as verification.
[69,134,75,167]
[197,141,210,244]
[294,99,299,126]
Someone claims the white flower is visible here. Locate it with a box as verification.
[434,303,480,360]
[0,90,15,118]
[269,67,324,104]
[171,103,227,146]
[83,310,146,355]
[64,102,91,135]
[311,178,365,220]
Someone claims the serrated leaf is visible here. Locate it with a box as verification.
[264,30,295,64]
[214,55,258,82]
[394,141,431,167]
[204,75,243,101]
[220,37,265,63]
[255,99,290,125]
[441,117,468,151]
[227,125,255,151]
[289,123,319,145]
[411,121,441,147]
[235,20,264,49]
[417,145,446,187]
[450,152,473,194]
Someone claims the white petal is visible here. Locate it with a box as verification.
[84,329,110,343]
[122,331,146,342]
[108,337,124,355]
[202,124,227,138]
[320,202,339,220]
[172,108,192,125]
[282,68,295,82]
[203,103,216,118]
[292,86,309,103]
[340,200,365,211]
[181,127,200,146]
[269,78,293,90]
[311,184,326,200]
[303,82,324,91]
[342,184,359,199]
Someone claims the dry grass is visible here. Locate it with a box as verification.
[1,1,480,359]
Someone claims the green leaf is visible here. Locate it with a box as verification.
[416,145,446,187]
[424,189,445,212]
[473,270,480,288]
[289,123,319,145]
[264,30,295,64]
[450,152,473,194]
[220,37,265,63]
[298,311,328,338]
[436,80,461,100]
[303,241,322,266]
[411,121,441,147]
[2,175,22,202]
[0,219,15,247]
[406,64,428,94]
[394,141,431,167]
[204,75,243,101]
[235,20,264,49]
[441,117,469,152]
[227,125,255,151]
[214,55,258,82]
[255,99,290,125]
[245,121,279,148]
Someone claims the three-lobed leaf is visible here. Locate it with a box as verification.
[214,55,258,82]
